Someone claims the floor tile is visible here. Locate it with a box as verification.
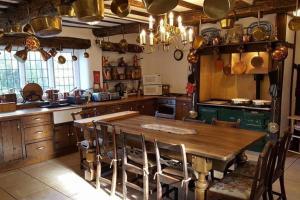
[0,170,35,189]
[20,188,71,200]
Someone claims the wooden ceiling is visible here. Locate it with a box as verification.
[0,0,298,30]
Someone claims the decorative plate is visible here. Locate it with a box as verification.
[174,49,183,61]
[247,21,273,37]
[201,28,221,44]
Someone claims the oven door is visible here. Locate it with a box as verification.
[155,104,176,119]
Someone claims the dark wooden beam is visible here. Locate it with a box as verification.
[92,23,148,37]
[62,19,106,28]
[178,1,202,10]
[0,35,91,49]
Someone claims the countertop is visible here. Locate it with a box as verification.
[0,95,191,121]
[198,101,271,111]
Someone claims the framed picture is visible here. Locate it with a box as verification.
[93,71,101,84]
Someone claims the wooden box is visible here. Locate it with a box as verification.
[0,103,17,113]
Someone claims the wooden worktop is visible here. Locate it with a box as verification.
[0,95,191,121]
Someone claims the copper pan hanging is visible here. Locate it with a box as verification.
[203,0,235,19]
[73,0,104,22]
[111,0,130,18]
[142,0,178,15]
[289,0,300,31]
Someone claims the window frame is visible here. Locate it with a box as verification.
[0,46,81,95]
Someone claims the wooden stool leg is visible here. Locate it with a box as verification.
[156,177,162,200]
[143,173,149,200]
[279,175,287,200]
[182,182,189,200]
[79,149,84,169]
[96,158,101,190]
[111,160,117,197]
[122,167,127,200]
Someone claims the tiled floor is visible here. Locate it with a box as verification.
[0,152,299,200]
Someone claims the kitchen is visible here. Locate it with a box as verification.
[0,0,299,200]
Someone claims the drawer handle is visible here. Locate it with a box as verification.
[36,131,43,134]
[36,146,45,150]
[34,118,41,121]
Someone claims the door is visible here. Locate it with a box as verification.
[0,120,23,163]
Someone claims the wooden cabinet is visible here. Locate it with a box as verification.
[176,100,192,120]
[0,120,24,163]
[137,100,156,116]
[54,123,77,153]
[26,140,54,162]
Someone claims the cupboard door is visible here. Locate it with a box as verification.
[139,100,155,116]
[0,120,23,162]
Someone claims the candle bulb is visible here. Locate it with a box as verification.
[160,27,166,42]
[182,29,187,42]
[141,29,146,45]
[188,28,193,43]
[177,16,182,28]
[159,18,164,30]
[149,32,154,46]
[169,12,174,26]
[139,32,143,45]
[149,15,154,30]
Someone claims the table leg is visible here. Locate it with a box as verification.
[192,156,212,200]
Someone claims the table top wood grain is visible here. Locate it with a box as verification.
[74,112,265,161]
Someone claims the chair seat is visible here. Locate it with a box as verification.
[208,174,253,200]
[128,151,157,168]
[232,161,257,178]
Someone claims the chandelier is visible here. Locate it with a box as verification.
[139,12,194,53]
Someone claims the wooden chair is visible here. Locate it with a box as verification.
[71,108,98,174]
[207,141,277,200]
[211,118,242,180]
[121,130,155,200]
[92,120,119,197]
[154,140,192,200]
[232,131,292,200]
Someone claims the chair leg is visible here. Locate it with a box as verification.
[182,182,189,200]
[156,177,162,200]
[111,160,117,197]
[79,149,84,170]
[96,159,101,190]
[279,176,287,200]
[143,173,149,200]
[165,185,170,198]
[210,170,214,182]
[263,192,268,200]
[174,188,178,200]
[122,167,127,200]
[268,184,274,200]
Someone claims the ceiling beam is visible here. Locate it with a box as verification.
[178,1,202,10]
[92,23,148,37]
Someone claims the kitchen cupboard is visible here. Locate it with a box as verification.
[0,120,23,163]
[176,100,192,120]
[54,123,77,154]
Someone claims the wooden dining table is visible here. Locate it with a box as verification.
[74,111,265,200]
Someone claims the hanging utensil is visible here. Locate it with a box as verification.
[57,4,76,17]
[73,0,104,22]
[84,50,89,58]
[232,51,247,74]
[192,17,204,49]
[252,11,267,41]
[189,93,198,119]
[58,46,66,64]
[30,16,62,37]
[119,29,128,53]
[187,49,199,64]
[251,52,264,68]
[268,98,279,134]
[48,48,58,57]
[215,54,224,70]
[25,36,40,51]
[111,0,130,18]
[4,43,12,53]
[203,0,235,19]
[289,0,300,31]
[14,48,28,63]
[72,49,77,61]
[39,48,52,61]
[142,0,178,15]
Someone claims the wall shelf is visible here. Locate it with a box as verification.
[103,79,141,83]
[196,41,294,55]
[101,42,143,53]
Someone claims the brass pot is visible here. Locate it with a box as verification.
[204,0,235,19]
[220,18,235,29]
[48,48,58,57]
[84,51,89,58]
[73,0,104,22]
[192,35,204,49]
[25,36,40,51]
[57,4,76,17]
[288,17,300,31]
[142,0,178,15]
[14,48,28,63]
[272,49,284,61]
[23,24,34,34]
[111,0,130,18]
[4,43,12,53]
[30,16,62,37]
[187,50,199,64]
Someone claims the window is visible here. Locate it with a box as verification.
[25,51,49,90]
[0,48,80,96]
[53,52,75,92]
[0,50,20,94]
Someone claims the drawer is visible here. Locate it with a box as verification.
[26,140,54,161]
[22,114,51,126]
[198,107,219,124]
[24,124,53,143]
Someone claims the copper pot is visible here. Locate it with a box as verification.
[57,4,76,17]
[48,48,58,57]
[58,55,66,64]
[30,16,62,37]
[111,0,130,18]
[187,50,199,64]
[272,49,284,61]
[5,43,12,53]
[84,51,89,58]
[39,48,52,61]
[204,0,235,19]
[142,0,178,15]
[289,17,300,31]
[73,0,104,22]
[25,36,40,51]
[14,48,28,63]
